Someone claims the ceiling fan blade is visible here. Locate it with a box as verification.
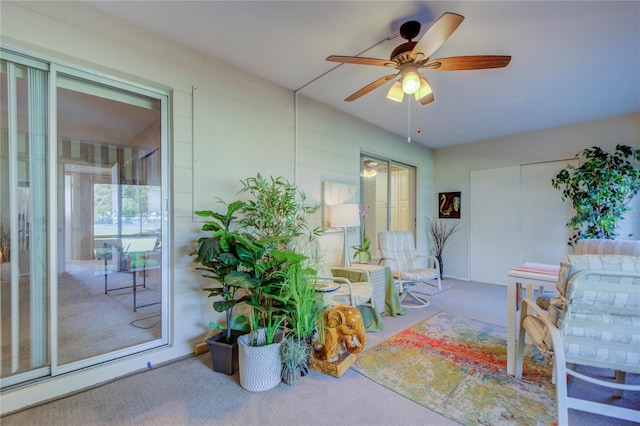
[425,55,512,71]
[326,55,397,68]
[345,73,398,102]
[411,12,465,60]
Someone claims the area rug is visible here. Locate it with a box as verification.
[353,311,555,425]
[412,281,456,296]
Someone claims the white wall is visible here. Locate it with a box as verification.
[433,113,640,281]
[0,1,435,413]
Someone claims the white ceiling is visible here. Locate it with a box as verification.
[85,1,639,149]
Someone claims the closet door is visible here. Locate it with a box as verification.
[470,166,520,285]
[470,160,576,285]
[520,160,577,265]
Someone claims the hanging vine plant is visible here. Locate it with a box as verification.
[552,144,640,247]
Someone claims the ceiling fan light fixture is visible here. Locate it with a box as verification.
[361,168,377,178]
[402,72,420,95]
[400,64,421,95]
[414,76,433,101]
[386,81,404,102]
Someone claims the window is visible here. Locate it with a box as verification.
[360,153,416,258]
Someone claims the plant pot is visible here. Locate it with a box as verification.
[358,253,369,264]
[206,329,246,375]
[237,329,283,392]
[281,365,301,385]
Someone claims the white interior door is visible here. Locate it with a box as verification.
[520,160,578,265]
[470,160,577,285]
[470,166,520,285]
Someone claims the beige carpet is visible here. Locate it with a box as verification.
[2,279,638,425]
[1,259,161,375]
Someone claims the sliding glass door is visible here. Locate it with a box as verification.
[55,72,165,370]
[0,56,50,384]
[1,50,169,387]
[360,153,416,259]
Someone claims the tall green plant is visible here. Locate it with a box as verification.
[552,144,640,247]
[234,174,322,345]
[282,260,325,339]
[195,174,323,347]
[191,199,256,341]
[238,173,321,247]
[226,245,305,345]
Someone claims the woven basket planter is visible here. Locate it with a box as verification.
[237,329,283,392]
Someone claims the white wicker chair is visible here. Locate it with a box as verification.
[516,254,640,424]
[291,237,376,311]
[377,231,441,308]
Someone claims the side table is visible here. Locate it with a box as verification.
[506,262,559,377]
[352,263,403,316]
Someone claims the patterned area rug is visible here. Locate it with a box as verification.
[353,312,555,425]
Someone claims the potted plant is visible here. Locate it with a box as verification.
[427,217,464,279]
[351,235,371,264]
[282,258,324,342]
[280,254,328,380]
[279,336,310,385]
[191,199,253,375]
[552,144,640,247]
[228,173,321,391]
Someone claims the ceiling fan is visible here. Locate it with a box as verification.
[326,12,511,105]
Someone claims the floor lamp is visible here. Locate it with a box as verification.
[329,203,361,268]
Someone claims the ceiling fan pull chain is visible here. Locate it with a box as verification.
[417,99,422,135]
[407,97,411,143]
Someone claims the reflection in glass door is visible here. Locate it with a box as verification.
[56,73,164,368]
[360,154,416,259]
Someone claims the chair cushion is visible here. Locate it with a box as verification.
[399,268,438,282]
[378,231,420,272]
[555,254,640,297]
[575,239,640,256]
[333,281,373,306]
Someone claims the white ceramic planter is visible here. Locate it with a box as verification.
[237,329,283,392]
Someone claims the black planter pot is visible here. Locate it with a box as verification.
[206,329,246,375]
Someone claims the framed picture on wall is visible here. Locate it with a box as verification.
[438,192,461,219]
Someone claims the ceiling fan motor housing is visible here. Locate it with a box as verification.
[390,41,417,64]
[399,20,421,41]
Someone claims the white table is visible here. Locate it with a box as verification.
[506,262,559,376]
[349,263,387,314]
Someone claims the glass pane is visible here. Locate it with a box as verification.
[1,60,50,382]
[56,75,162,365]
[390,163,415,233]
[360,155,388,259]
[360,154,416,259]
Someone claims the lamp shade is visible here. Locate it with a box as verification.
[329,203,360,228]
[414,76,433,102]
[386,81,404,103]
